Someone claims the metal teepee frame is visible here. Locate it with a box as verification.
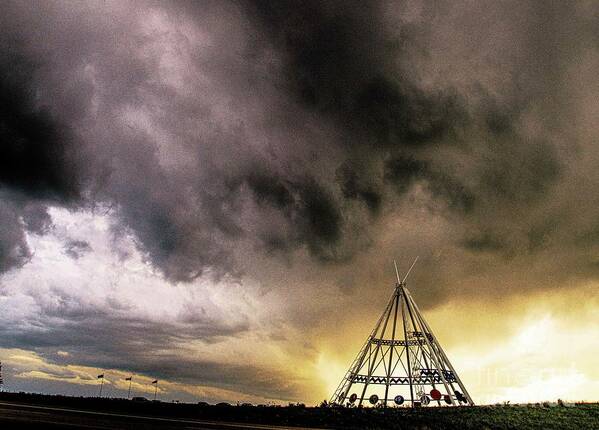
[330,259,474,407]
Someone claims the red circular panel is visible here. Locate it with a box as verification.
[430,389,442,400]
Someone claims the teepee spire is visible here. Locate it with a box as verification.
[330,261,474,407]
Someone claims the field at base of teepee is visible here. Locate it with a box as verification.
[0,392,597,430]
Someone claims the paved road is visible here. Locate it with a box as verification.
[0,401,324,430]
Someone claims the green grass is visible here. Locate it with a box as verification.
[322,404,599,430]
[1,392,597,429]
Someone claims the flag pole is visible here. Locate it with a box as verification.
[99,375,104,398]
[127,377,133,400]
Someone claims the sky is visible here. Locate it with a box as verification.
[0,0,598,405]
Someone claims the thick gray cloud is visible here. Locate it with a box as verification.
[0,0,592,281]
[0,198,31,272]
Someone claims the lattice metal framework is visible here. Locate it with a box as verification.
[330,260,474,407]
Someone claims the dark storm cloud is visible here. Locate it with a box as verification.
[0,0,596,314]
[0,199,31,272]
[237,1,576,274]
[243,173,343,260]
[0,1,510,279]
[384,156,428,194]
[242,0,472,217]
[337,163,381,213]
[22,203,53,234]
[0,49,80,200]
[245,1,465,146]
[0,27,84,274]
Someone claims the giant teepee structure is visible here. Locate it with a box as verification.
[330,259,474,407]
